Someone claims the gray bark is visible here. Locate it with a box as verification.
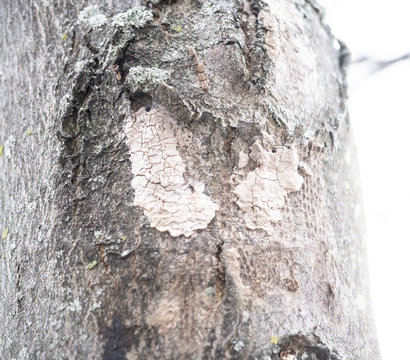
[0,0,379,359]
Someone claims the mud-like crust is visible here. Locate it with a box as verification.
[124,108,219,237]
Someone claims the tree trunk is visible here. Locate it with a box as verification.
[0,0,379,359]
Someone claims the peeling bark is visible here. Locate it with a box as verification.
[0,0,379,359]
[124,107,219,237]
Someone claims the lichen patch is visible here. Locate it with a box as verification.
[234,133,303,232]
[237,151,249,169]
[78,5,107,29]
[125,66,170,93]
[124,108,219,237]
[112,6,154,28]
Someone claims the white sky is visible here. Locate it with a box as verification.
[321,1,410,358]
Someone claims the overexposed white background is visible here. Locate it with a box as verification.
[321,1,410,358]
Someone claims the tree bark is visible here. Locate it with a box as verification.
[0,0,379,359]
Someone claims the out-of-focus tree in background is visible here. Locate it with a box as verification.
[322,1,410,359]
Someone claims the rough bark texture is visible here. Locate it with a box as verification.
[0,0,379,359]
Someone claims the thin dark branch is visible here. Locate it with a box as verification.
[352,52,410,74]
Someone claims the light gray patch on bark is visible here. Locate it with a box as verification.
[124,107,219,237]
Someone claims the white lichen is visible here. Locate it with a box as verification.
[112,6,153,28]
[78,5,107,29]
[4,135,16,159]
[237,151,249,169]
[67,300,82,312]
[161,47,186,62]
[102,7,153,68]
[126,66,170,93]
[120,249,133,258]
[234,133,303,232]
[27,201,37,214]
[205,286,215,297]
[74,60,91,73]
[233,340,245,352]
[90,301,101,311]
[104,29,135,67]
[124,108,219,237]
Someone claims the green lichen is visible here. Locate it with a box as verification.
[120,235,127,241]
[233,340,245,352]
[104,28,135,67]
[103,7,154,68]
[78,5,107,29]
[0,145,3,156]
[112,6,154,28]
[26,129,32,136]
[126,66,170,93]
[61,33,68,41]
[172,25,183,33]
[270,335,279,344]
[161,45,186,62]
[2,229,8,240]
[86,260,98,270]
[205,286,215,297]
